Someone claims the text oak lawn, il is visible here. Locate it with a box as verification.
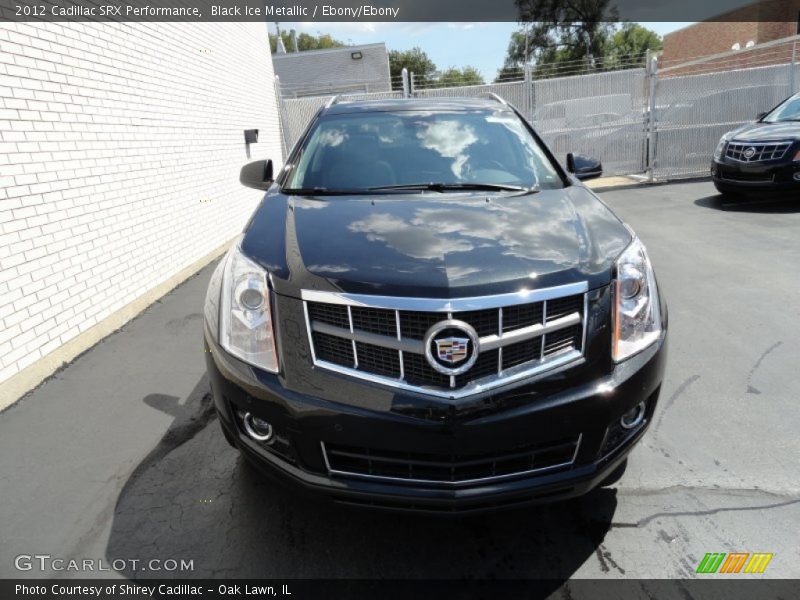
[211,4,400,17]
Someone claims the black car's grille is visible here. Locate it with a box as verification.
[355,342,401,377]
[351,306,396,336]
[322,435,581,486]
[718,170,774,183]
[307,303,349,329]
[402,352,450,387]
[312,332,353,367]
[544,324,582,357]
[304,285,587,396]
[399,309,499,338]
[546,295,583,321]
[725,141,792,162]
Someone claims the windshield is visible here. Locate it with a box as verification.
[284,109,564,192]
[763,95,800,123]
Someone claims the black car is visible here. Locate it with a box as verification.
[712,92,800,196]
[203,97,667,514]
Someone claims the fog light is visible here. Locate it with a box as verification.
[242,412,274,443]
[793,172,800,181]
[620,402,646,430]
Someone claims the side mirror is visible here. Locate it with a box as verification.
[757,112,768,121]
[566,153,602,181]
[239,159,274,191]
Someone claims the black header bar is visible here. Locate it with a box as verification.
[2,0,799,22]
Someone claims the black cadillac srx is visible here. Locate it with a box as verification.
[712,92,800,196]
[203,97,668,513]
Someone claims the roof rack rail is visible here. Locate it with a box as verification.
[486,92,509,106]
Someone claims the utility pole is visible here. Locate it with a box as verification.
[583,30,596,70]
[524,23,532,120]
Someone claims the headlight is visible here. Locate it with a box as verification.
[612,238,661,362]
[219,240,279,373]
[713,133,731,160]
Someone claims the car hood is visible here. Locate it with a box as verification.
[242,185,632,298]
[729,121,800,142]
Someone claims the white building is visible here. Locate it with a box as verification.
[273,42,392,97]
[0,22,283,408]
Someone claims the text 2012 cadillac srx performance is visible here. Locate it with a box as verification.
[203,97,667,513]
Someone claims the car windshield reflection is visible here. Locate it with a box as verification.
[284,109,563,193]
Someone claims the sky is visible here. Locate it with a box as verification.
[268,22,693,81]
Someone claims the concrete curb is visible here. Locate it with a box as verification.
[0,239,234,413]
[586,175,710,193]
[586,176,656,193]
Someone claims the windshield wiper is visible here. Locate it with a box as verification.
[281,187,372,196]
[367,182,539,193]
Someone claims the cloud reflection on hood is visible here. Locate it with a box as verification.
[347,197,580,268]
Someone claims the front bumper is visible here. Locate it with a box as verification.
[711,156,800,193]
[204,323,667,514]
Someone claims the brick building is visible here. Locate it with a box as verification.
[0,22,283,408]
[662,0,800,70]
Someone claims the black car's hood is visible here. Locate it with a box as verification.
[728,120,800,142]
[242,185,631,298]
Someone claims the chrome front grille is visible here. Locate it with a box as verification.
[302,283,588,399]
[725,141,792,162]
[321,434,582,486]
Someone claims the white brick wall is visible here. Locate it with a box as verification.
[0,22,283,385]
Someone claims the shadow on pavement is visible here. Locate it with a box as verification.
[695,193,800,213]
[106,377,619,581]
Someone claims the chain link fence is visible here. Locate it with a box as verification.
[276,37,800,180]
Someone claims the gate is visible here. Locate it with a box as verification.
[276,37,800,181]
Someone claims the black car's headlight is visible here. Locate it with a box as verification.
[219,240,279,373]
[713,133,731,160]
[612,238,662,362]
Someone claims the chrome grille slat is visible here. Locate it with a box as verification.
[497,307,503,374]
[395,309,404,381]
[347,305,358,369]
[302,283,588,399]
[725,141,792,162]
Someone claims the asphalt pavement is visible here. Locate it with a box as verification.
[1,180,798,581]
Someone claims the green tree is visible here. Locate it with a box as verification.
[493,65,522,83]
[498,4,662,78]
[513,0,617,65]
[269,31,345,54]
[388,47,437,84]
[437,66,485,87]
[604,23,662,69]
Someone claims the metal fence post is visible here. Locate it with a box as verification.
[524,63,533,121]
[273,75,289,159]
[409,72,416,96]
[645,52,658,182]
[401,68,410,98]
